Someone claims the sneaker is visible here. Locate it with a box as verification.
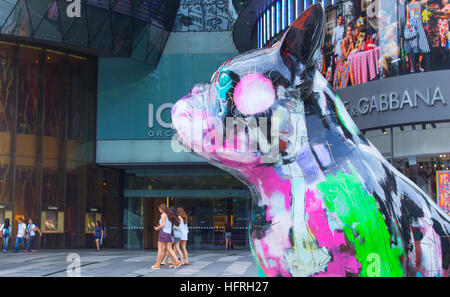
[32,250,37,253]
[151,264,160,270]
[174,261,182,269]
[24,250,29,253]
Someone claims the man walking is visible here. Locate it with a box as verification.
[26,218,42,253]
[14,218,28,253]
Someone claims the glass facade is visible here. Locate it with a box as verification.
[256,0,450,88]
[0,40,122,249]
[123,166,251,250]
[0,0,180,66]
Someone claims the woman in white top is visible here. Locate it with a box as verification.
[177,207,189,265]
[152,204,181,269]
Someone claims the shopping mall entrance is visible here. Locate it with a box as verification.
[123,166,252,250]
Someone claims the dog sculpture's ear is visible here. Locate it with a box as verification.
[279,4,324,80]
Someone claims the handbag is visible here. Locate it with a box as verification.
[404,24,417,40]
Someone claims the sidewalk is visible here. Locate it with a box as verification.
[0,249,258,277]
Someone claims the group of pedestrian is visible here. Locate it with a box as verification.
[151,204,189,270]
[0,217,42,253]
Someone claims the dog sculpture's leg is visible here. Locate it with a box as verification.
[284,162,330,276]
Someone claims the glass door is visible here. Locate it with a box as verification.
[213,198,228,249]
[123,197,143,249]
[232,196,251,249]
[175,197,214,250]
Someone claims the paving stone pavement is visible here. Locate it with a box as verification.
[0,249,258,277]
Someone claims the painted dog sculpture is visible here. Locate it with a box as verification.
[172,4,450,277]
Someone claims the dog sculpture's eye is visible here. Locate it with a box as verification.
[218,72,231,88]
[233,74,275,116]
[216,70,235,103]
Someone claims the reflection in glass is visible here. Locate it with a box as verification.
[0,40,106,248]
[0,42,14,206]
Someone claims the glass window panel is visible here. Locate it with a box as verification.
[85,6,110,43]
[43,50,65,138]
[232,197,250,249]
[124,197,144,249]
[0,42,14,207]
[67,55,89,142]
[64,16,89,46]
[0,42,16,133]
[176,197,214,250]
[65,160,85,248]
[0,158,10,206]
[213,197,227,248]
[14,157,39,220]
[28,0,62,42]
[90,12,112,51]
[17,45,40,135]
[0,0,18,28]
[1,0,32,37]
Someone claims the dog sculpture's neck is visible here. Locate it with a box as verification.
[233,72,366,277]
[238,155,334,276]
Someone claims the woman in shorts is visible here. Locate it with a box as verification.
[225,220,232,250]
[171,208,184,266]
[152,204,181,269]
[177,207,189,265]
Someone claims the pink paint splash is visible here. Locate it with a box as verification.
[218,158,293,276]
[305,189,361,276]
[233,74,275,115]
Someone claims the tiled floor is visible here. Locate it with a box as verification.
[0,249,258,277]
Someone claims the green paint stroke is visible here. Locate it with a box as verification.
[317,169,404,277]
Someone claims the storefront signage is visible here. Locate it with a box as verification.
[147,103,174,138]
[352,86,446,115]
[336,70,450,130]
